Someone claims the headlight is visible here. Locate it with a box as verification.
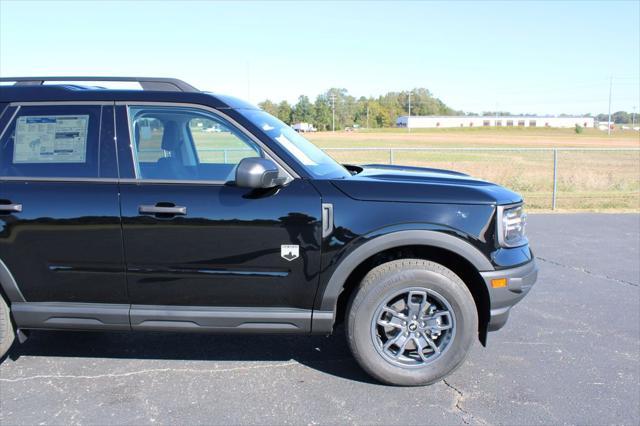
[497,204,528,247]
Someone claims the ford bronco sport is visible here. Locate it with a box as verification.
[0,77,537,386]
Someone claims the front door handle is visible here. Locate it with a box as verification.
[139,204,187,216]
[0,203,22,213]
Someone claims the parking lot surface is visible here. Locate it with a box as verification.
[1,214,639,425]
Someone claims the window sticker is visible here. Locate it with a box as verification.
[13,115,89,163]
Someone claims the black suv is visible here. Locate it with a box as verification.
[0,77,537,386]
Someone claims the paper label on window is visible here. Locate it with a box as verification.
[13,115,89,163]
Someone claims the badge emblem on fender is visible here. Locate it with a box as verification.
[281,245,300,261]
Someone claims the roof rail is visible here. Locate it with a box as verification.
[0,77,199,93]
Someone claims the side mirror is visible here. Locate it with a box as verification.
[235,157,282,189]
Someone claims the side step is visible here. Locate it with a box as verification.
[11,302,314,333]
[11,302,130,331]
[130,305,311,333]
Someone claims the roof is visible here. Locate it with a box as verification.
[0,77,258,110]
[0,77,199,92]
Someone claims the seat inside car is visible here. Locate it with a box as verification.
[155,120,190,179]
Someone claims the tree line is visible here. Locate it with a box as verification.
[258,88,638,129]
[258,88,458,130]
[594,111,638,124]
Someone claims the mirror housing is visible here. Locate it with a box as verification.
[235,157,282,189]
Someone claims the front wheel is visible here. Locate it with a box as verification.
[346,259,477,386]
[0,296,15,361]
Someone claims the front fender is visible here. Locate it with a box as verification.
[315,228,494,316]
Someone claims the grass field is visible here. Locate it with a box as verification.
[308,127,640,210]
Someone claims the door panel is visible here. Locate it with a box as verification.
[116,104,322,309]
[1,181,126,302]
[0,105,127,303]
[120,179,322,308]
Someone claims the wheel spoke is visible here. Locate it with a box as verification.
[415,336,431,362]
[426,310,453,331]
[377,316,404,329]
[422,332,441,354]
[383,332,403,351]
[382,306,407,321]
[384,332,410,358]
[407,290,429,318]
[397,334,411,354]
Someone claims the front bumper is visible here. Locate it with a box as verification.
[480,259,538,331]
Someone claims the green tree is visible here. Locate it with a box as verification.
[368,100,391,128]
[258,99,278,116]
[313,95,332,131]
[276,101,293,124]
[259,87,461,130]
[292,95,314,123]
[612,111,630,124]
[323,88,357,130]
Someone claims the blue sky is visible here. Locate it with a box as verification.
[1,0,638,115]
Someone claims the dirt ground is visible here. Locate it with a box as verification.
[306,128,640,148]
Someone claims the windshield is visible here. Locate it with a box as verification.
[239,109,351,179]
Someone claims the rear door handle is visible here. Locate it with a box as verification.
[139,204,187,216]
[0,203,22,213]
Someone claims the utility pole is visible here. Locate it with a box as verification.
[407,92,412,133]
[366,104,370,129]
[633,106,636,128]
[607,76,613,136]
[330,94,336,132]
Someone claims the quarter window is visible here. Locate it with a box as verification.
[128,106,262,182]
[0,105,104,178]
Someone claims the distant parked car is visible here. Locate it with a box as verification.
[291,122,316,133]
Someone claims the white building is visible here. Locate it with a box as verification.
[396,115,595,129]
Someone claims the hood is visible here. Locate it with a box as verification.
[332,164,522,205]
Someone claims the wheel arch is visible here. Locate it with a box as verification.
[314,230,493,344]
[0,258,25,306]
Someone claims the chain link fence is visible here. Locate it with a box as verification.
[141,145,639,210]
[323,148,640,210]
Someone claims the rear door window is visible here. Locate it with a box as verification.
[0,105,109,178]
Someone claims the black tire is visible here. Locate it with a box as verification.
[346,259,477,386]
[0,296,15,361]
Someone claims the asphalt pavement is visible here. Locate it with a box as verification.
[1,214,638,425]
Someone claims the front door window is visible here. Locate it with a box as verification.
[128,106,262,182]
